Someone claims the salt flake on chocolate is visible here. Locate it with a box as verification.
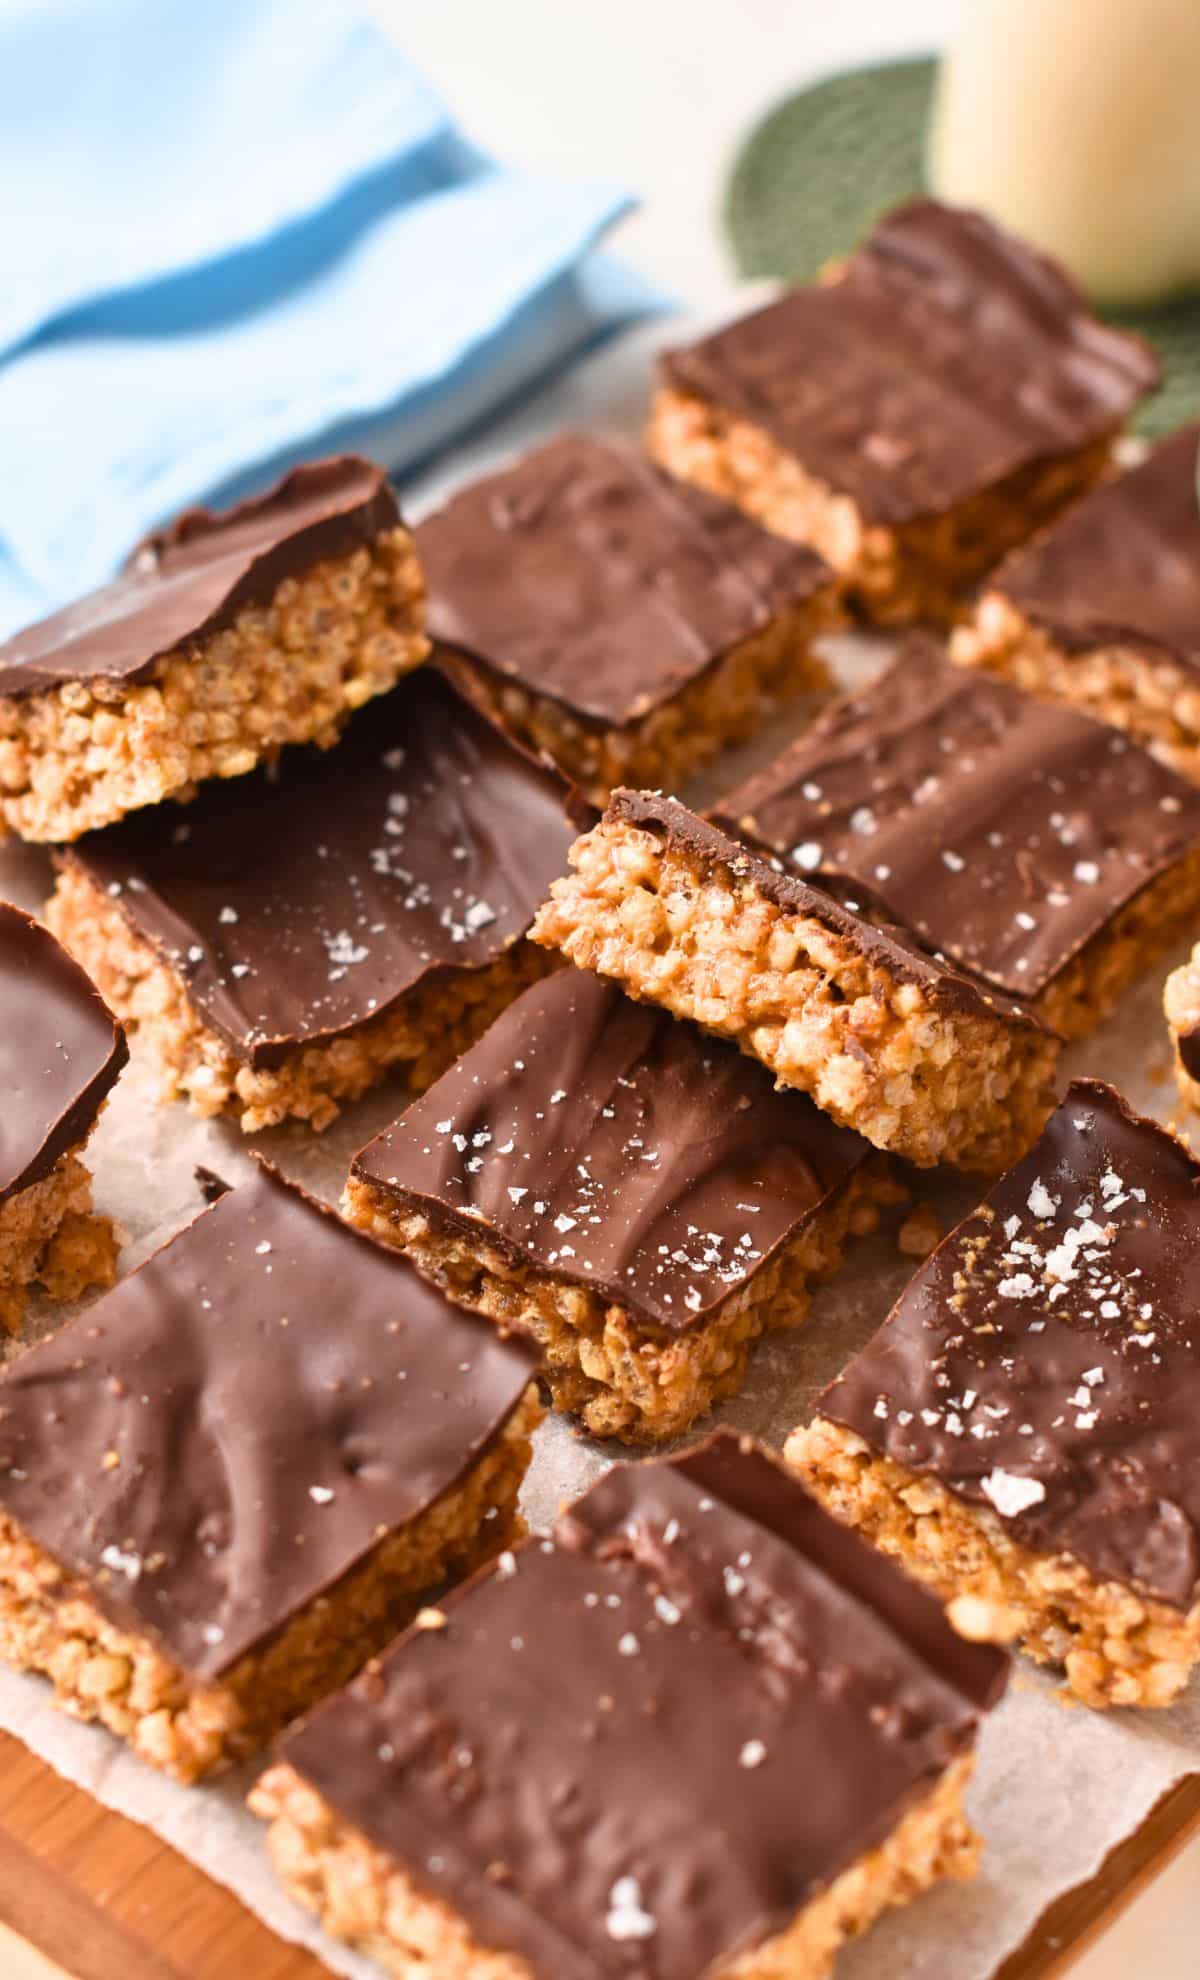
[980,1470,1046,1517]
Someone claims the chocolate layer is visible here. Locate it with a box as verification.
[352,967,871,1330]
[417,433,834,727]
[821,1080,1200,1612]
[0,904,126,1203]
[992,422,1200,671]
[608,788,1047,1032]
[0,1160,537,1679]
[60,671,578,1069]
[0,457,403,698]
[1177,1021,1200,1084]
[714,636,1200,999]
[278,1432,1005,1980]
[662,200,1158,525]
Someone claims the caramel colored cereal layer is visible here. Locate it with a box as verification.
[343,1162,898,1446]
[788,1417,1200,1710]
[952,594,1200,785]
[1030,848,1200,1041]
[0,529,427,842]
[647,385,1114,628]
[250,1749,977,1980]
[0,1146,118,1335]
[47,863,555,1133]
[0,1389,539,1783]
[531,815,1058,1172]
[438,593,838,807]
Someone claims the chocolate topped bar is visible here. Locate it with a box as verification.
[714,636,1200,999]
[417,432,834,724]
[59,671,577,1070]
[610,788,1045,1031]
[0,1160,538,1680]
[275,1433,1006,1980]
[820,1081,1200,1612]
[991,422,1200,668]
[0,457,402,697]
[0,904,126,1201]
[662,200,1159,525]
[352,967,871,1329]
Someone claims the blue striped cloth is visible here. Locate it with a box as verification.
[0,0,661,634]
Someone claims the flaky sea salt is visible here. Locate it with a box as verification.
[606,1876,656,1942]
[1027,1180,1058,1219]
[980,1470,1045,1518]
[99,1543,142,1582]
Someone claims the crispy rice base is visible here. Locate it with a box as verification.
[838,845,1200,1044]
[1164,939,1200,1114]
[788,1417,1200,1710]
[530,815,1058,1173]
[435,586,840,807]
[952,594,1200,785]
[0,1389,539,1784]
[1025,848,1200,1041]
[249,1748,977,1980]
[46,863,555,1133]
[343,1161,900,1446]
[0,1144,119,1335]
[0,528,427,842]
[647,385,1114,629]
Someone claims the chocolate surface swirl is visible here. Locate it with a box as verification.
[279,1433,1005,1980]
[0,1161,537,1678]
[662,201,1158,524]
[0,456,403,697]
[822,1081,1200,1610]
[353,968,871,1329]
[62,671,578,1068]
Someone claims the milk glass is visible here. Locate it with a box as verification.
[930,0,1200,303]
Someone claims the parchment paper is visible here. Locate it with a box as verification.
[0,313,1194,1980]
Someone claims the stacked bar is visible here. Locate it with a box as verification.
[0,1161,540,1780]
[790,1082,1200,1709]
[0,457,427,843]
[953,424,1200,780]
[532,788,1059,1172]
[649,200,1158,624]
[252,1433,1007,1980]
[0,905,126,1330]
[419,432,841,802]
[345,967,897,1443]
[714,634,1200,1039]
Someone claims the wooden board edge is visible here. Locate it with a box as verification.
[994,1771,1200,1980]
[0,1731,323,1980]
[0,1734,1197,1979]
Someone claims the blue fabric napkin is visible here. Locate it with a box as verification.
[0,0,661,636]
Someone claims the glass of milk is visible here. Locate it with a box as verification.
[930,0,1200,303]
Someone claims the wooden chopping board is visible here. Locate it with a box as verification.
[0,1732,1196,1980]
